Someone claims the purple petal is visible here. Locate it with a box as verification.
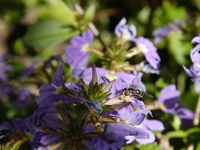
[158,84,180,104]
[191,34,200,44]
[143,119,165,131]
[124,109,151,125]
[0,122,14,132]
[51,64,63,87]
[40,134,61,145]
[135,126,155,145]
[176,108,194,119]
[190,44,200,64]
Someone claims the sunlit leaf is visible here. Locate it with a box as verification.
[140,142,163,150]
[62,0,76,11]
[23,19,79,48]
[84,4,96,21]
[168,32,188,64]
[166,130,187,138]
[165,6,186,21]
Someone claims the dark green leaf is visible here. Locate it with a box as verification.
[23,19,79,48]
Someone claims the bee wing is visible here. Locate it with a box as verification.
[131,76,141,87]
[143,91,154,98]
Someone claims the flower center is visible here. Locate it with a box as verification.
[81,44,91,52]
[105,71,118,80]
[137,44,148,53]
[134,124,141,128]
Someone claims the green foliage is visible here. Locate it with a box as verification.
[168,32,191,65]
[166,127,200,139]
[62,0,76,11]
[23,19,80,48]
[84,4,96,22]
[140,142,164,150]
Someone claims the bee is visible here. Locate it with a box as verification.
[121,87,153,100]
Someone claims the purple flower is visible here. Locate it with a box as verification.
[173,103,194,130]
[80,67,139,93]
[84,121,149,150]
[158,84,181,114]
[125,119,164,145]
[183,62,200,93]
[157,85,194,129]
[0,118,42,149]
[175,104,194,120]
[108,106,151,126]
[79,67,148,109]
[114,17,137,44]
[104,122,149,142]
[20,62,37,79]
[132,37,161,69]
[0,55,13,82]
[84,137,125,150]
[190,43,200,64]
[12,88,32,108]
[183,62,200,82]
[191,34,200,44]
[153,25,171,44]
[153,21,181,44]
[35,64,84,106]
[65,30,94,70]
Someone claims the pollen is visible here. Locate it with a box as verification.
[137,44,148,53]
[81,44,91,52]
[134,124,141,128]
[124,96,133,102]
[105,71,118,80]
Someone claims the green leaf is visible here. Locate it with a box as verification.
[23,19,79,48]
[62,0,76,11]
[165,6,186,21]
[84,4,96,21]
[166,130,187,139]
[171,115,181,130]
[168,31,188,64]
[186,127,200,135]
[137,6,151,24]
[195,142,200,150]
[140,142,163,150]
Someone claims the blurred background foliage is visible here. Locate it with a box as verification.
[0,0,200,149]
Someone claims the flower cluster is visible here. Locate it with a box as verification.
[0,63,155,149]
[0,11,197,150]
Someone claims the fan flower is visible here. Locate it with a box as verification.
[0,118,42,149]
[190,37,200,64]
[114,17,137,44]
[191,33,200,44]
[131,37,161,69]
[35,64,85,107]
[157,84,181,114]
[79,67,140,93]
[65,30,94,70]
[183,62,200,93]
[153,21,181,44]
[126,119,164,145]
